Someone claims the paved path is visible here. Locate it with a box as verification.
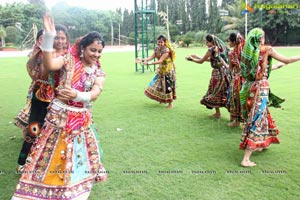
[0,45,135,58]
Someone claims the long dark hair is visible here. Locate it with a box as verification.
[157,35,166,42]
[55,24,70,41]
[206,34,214,43]
[36,29,44,40]
[77,31,105,55]
[228,33,237,43]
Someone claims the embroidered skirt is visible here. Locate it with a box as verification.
[200,67,230,109]
[227,74,243,121]
[144,70,176,104]
[240,79,280,150]
[12,99,107,200]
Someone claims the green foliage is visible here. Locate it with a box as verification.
[0,0,300,46]
[182,31,196,47]
[207,0,222,34]
[0,25,6,42]
[248,0,300,44]
[195,30,208,46]
[5,26,20,44]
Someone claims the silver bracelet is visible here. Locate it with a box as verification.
[73,91,91,103]
[41,31,56,52]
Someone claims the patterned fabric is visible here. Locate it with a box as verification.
[227,34,245,121]
[15,32,72,167]
[165,39,176,61]
[240,80,279,150]
[12,43,107,199]
[15,46,55,166]
[212,35,229,64]
[144,46,176,103]
[240,28,264,82]
[239,29,280,151]
[200,46,230,109]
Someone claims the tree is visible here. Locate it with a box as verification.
[248,0,300,44]
[0,25,6,47]
[5,26,20,45]
[222,0,245,34]
[207,0,222,34]
[182,31,195,47]
[195,30,208,46]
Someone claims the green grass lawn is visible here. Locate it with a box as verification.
[1,47,300,200]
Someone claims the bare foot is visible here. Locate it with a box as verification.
[166,104,173,109]
[209,113,220,118]
[227,121,240,127]
[241,160,256,167]
[17,165,25,173]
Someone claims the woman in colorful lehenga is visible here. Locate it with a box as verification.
[226,33,245,127]
[15,24,70,173]
[14,29,44,138]
[186,34,230,118]
[239,28,300,167]
[136,35,176,108]
[12,14,107,199]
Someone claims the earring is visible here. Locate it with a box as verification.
[80,50,84,58]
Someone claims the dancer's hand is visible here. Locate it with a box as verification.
[135,58,142,64]
[185,56,193,61]
[56,87,77,101]
[43,13,55,33]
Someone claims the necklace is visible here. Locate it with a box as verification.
[84,65,95,74]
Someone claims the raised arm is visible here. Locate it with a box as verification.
[268,47,300,64]
[41,13,65,71]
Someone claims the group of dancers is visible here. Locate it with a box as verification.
[9,12,300,199]
[138,28,300,167]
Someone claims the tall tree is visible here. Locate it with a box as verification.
[207,0,222,34]
[248,0,300,44]
[0,25,6,47]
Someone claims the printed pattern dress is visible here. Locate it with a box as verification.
[240,46,280,150]
[12,53,107,200]
[15,46,57,166]
[200,46,230,109]
[144,46,176,103]
[227,44,244,122]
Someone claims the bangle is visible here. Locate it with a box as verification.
[148,62,153,65]
[41,31,56,52]
[73,91,91,103]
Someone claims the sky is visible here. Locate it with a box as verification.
[0,0,134,11]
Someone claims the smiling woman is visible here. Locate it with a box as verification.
[11,13,108,200]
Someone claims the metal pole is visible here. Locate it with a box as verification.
[245,0,248,38]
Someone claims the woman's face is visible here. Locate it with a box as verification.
[82,40,104,66]
[156,39,165,48]
[54,30,67,50]
[228,39,235,48]
[206,40,213,48]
